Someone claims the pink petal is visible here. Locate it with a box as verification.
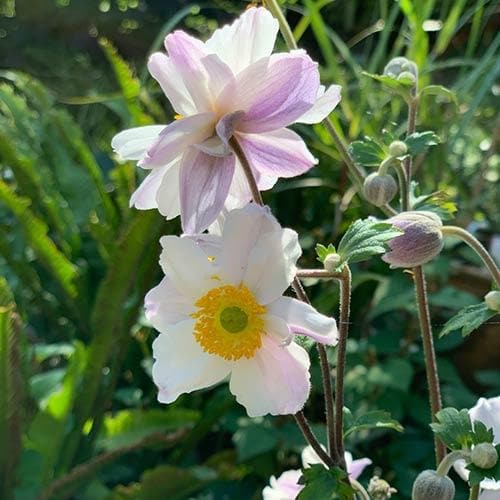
[236,128,317,178]
[346,454,372,480]
[297,84,342,124]
[218,50,320,133]
[200,53,235,101]
[179,148,235,234]
[148,53,197,116]
[164,31,212,111]
[130,162,171,210]
[229,336,311,417]
[267,297,338,345]
[141,113,215,168]
[263,470,303,500]
[216,111,245,146]
[205,7,279,75]
[152,320,230,404]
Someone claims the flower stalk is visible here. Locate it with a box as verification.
[436,450,470,477]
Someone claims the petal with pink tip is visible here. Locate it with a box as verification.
[297,84,342,124]
[205,7,279,75]
[152,320,230,404]
[141,113,215,168]
[267,296,338,345]
[229,336,311,417]
[179,148,235,234]
[218,51,319,133]
[236,128,317,178]
[148,53,197,116]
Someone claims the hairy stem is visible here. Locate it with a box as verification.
[403,96,418,191]
[294,411,335,467]
[413,266,446,464]
[230,134,339,465]
[436,450,470,476]
[334,266,351,464]
[441,226,500,286]
[264,0,298,51]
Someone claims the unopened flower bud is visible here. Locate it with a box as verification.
[388,141,408,157]
[363,172,398,207]
[397,71,416,84]
[411,470,455,500]
[383,57,418,79]
[382,211,443,268]
[324,252,341,272]
[471,443,498,469]
[485,291,500,312]
[368,476,397,499]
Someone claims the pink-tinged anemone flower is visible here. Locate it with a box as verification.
[453,396,500,499]
[112,7,341,234]
[263,445,372,499]
[146,204,337,416]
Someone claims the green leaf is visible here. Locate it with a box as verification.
[361,71,414,99]
[336,219,402,266]
[419,85,457,104]
[343,408,403,438]
[440,303,496,338]
[467,444,500,486]
[98,408,200,452]
[411,186,457,221]
[298,464,356,500]
[430,407,473,450]
[348,136,386,167]
[404,131,441,156]
[472,420,494,445]
[0,278,23,500]
[0,179,78,298]
[315,243,336,263]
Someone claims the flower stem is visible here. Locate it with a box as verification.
[351,478,370,500]
[436,450,470,477]
[264,0,298,51]
[231,133,340,466]
[297,269,344,280]
[441,225,500,286]
[403,96,418,187]
[294,411,335,468]
[413,265,446,465]
[334,265,351,465]
[469,484,480,500]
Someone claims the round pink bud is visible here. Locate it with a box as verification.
[411,470,455,500]
[382,211,443,268]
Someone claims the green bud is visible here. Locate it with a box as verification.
[471,443,498,469]
[397,71,416,84]
[363,172,398,207]
[323,252,341,272]
[383,57,418,79]
[388,140,408,157]
[412,470,455,500]
[485,290,500,312]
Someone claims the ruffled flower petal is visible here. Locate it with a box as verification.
[229,336,311,417]
[205,6,279,75]
[236,128,317,178]
[179,148,236,234]
[267,296,338,345]
[152,320,230,403]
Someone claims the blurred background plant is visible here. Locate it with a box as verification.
[0,0,498,498]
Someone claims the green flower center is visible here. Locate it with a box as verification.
[219,306,249,333]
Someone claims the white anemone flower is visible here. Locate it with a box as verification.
[146,204,338,416]
[453,396,500,499]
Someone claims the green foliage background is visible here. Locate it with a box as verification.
[0,0,498,498]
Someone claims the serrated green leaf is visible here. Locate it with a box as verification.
[298,465,356,500]
[404,131,440,156]
[472,421,494,445]
[420,84,457,104]
[411,186,457,221]
[361,71,414,99]
[440,303,496,338]
[430,407,473,450]
[336,219,402,266]
[466,444,500,486]
[343,409,403,438]
[348,136,386,167]
[316,243,336,263]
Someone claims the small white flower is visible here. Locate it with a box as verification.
[147,204,337,416]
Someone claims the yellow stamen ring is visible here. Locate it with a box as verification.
[191,284,266,360]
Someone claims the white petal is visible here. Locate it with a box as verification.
[152,320,230,403]
[267,297,338,345]
[302,445,324,467]
[296,84,342,124]
[145,277,194,330]
[205,7,279,75]
[264,314,292,345]
[159,235,215,300]
[112,125,166,161]
[219,204,281,285]
[469,396,500,442]
[243,228,301,305]
[130,163,170,210]
[155,161,181,219]
[229,336,310,417]
[262,470,303,500]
